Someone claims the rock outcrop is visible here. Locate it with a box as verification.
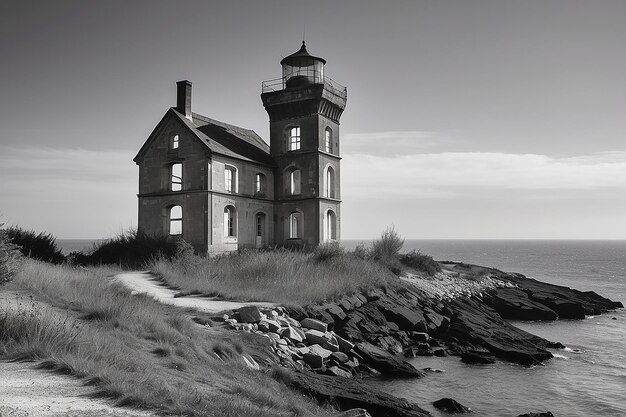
[281,369,431,417]
[432,398,471,413]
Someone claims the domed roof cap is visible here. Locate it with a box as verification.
[280,41,326,66]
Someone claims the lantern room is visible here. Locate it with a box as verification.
[280,41,326,88]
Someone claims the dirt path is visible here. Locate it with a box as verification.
[0,361,153,417]
[114,271,276,314]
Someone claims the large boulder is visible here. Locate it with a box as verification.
[354,342,425,377]
[517,413,555,417]
[461,351,495,364]
[376,300,428,332]
[433,398,471,413]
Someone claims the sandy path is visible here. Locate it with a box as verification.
[114,271,276,314]
[0,361,153,417]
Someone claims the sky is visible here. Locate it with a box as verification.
[1,0,626,239]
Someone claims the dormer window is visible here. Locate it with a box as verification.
[289,127,301,151]
[171,134,179,149]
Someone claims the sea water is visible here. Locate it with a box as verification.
[343,240,626,417]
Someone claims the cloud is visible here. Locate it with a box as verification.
[342,131,455,156]
[342,151,626,199]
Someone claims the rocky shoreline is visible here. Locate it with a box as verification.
[218,262,623,416]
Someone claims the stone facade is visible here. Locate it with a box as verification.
[134,43,347,254]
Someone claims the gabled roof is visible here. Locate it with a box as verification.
[134,108,272,166]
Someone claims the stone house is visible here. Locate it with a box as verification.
[133,42,347,254]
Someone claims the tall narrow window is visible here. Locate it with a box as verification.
[325,210,337,241]
[255,173,265,194]
[325,128,332,153]
[256,214,263,237]
[224,206,236,237]
[171,134,179,149]
[224,165,237,193]
[171,163,182,191]
[289,127,301,151]
[324,166,335,198]
[289,211,303,239]
[169,205,182,235]
[289,169,301,195]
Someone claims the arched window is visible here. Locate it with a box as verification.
[170,134,179,150]
[289,126,301,151]
[325,209,337,241]
[325,128,332,153]
[324,166,335,198]
[224,165,237,193]
[289,211,303,239]
[255,173,266,194]
[224,205,237,237]
[169,205,182,235]
[288,168,301,195]
[171,163,182,191]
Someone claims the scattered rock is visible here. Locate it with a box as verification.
[305,329,328,346]
[355,342,425,377]
[433,397,471,413]
[238,306,262,323]
[301,318,328,333]
[330,351,349,363]
[325,365,352,378]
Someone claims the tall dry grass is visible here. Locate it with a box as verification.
[149,248,394,305]
[0,260,331,416]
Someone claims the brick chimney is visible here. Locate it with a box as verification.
[176,80,192,120]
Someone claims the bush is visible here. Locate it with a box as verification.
[314,241,344,262]
[74,229,184,268]
[371,225,404,260]
[6,226,65,264]
[0,224,22,284]
[370,225,404,274]
[399,249,441,276]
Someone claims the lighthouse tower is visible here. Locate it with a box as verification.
[261,42,347,247]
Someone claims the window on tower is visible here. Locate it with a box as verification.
[288,168,301,195]
[325,128,332,153]
[289,127,301,151]
[289,211,303,239]
[255,173,266,194]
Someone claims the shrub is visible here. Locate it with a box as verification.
[0,224,22,284]
[371,225,404,260]
[352,242,369,260]
[314,241,344,262]
[370,225,404,274]
[399,249,441,276]
[6,226,65,264]
[74,229,183,268]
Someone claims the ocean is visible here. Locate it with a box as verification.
[58,238,625,415]
[343,240,626,417]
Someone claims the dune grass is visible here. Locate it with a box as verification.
[149,248,395,305]
[0,260,332,416]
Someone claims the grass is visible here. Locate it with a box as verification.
[1,223,22,284]
[149,248,395,305]
[0,259,333,416]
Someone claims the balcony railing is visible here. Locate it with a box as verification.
[262,76,347,107]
